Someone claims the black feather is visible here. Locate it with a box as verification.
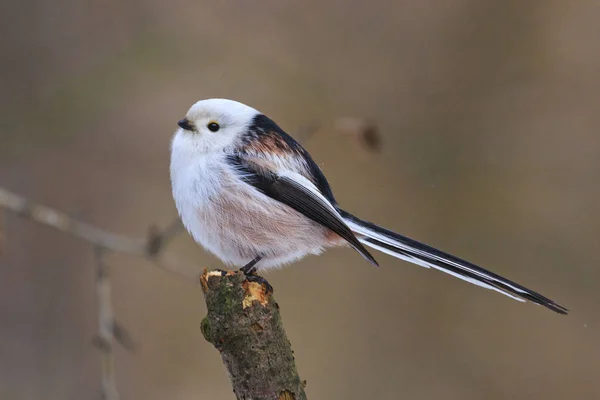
[245,114,337,204]
[340,210,568,314]
[226,154,378,266]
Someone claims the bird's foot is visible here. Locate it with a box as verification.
[241,263,257,275]
[239,255,271,294]
[240,255,262,275]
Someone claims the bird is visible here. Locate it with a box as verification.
[169,98,567,314]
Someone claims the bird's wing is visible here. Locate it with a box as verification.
[238,114,338,204]
[226,153,378,266]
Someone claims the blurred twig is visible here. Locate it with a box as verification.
[0,186,198,399]
[0,209,6,260]
[94,247,119,400]
[332,117,382,152]
[0,188,142,254]
[0,187,196,280]
[295,118,382,152]
[146,218,184,256]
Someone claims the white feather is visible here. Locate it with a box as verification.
[359,238,525,301]
[346,219,528,294]
[347,219,527,301]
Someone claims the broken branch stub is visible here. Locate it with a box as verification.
[200,270,307,400]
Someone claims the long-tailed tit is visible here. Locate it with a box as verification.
[170,98,567,314]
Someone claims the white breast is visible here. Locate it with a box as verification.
[170,141,223,243]
[170,132,337,269]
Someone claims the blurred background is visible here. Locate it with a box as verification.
[1,1,599,399]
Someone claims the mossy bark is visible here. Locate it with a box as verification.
[200,270,307,400]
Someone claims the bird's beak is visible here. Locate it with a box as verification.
[177,118,195,131]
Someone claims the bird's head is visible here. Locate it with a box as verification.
[173,98,260,154]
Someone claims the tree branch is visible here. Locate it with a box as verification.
[94,246,119,400]
[0,209,6,260]
[0,187,196,281]
[200,270,307,400]
[0,186,196,398]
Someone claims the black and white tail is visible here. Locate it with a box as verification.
[339,210,568,314]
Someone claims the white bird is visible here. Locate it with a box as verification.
[170,98,567,314]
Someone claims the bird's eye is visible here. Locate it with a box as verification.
[207,122,220,132]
